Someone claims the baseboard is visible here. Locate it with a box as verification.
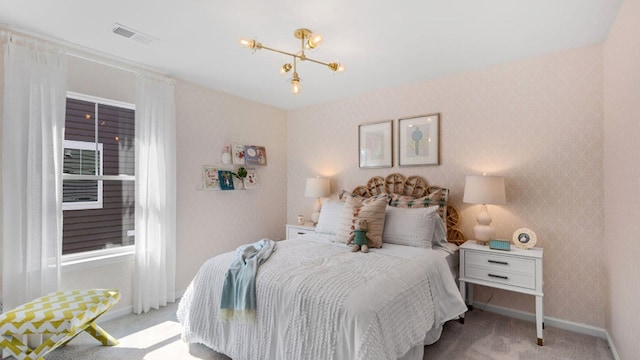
[96,289,186,323]
[472,302,620,359]
[604,330,621,360]
[98,304,133,322]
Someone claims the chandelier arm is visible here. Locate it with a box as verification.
[259,45,298,58]
[302,57,332,67]
[258,45,334,68]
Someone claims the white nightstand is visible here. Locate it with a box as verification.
[459,241,544,346]
[285,223,316,239]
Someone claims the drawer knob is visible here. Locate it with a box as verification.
[488,273,508,280]
[488,259,508,265]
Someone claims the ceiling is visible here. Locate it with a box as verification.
[0,0,622,110]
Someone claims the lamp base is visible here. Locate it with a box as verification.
[473,224,496,245]
[311,211,320,225]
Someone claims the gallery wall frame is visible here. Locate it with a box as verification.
[398,113,440,166]
[358,120,393,168]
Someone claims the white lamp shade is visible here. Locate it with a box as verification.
[463,175,506,205]
[305,177,330,198]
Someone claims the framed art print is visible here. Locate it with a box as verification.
[202,165,220,190]
[244,145,260,166]
[358,120,393,168]
[218,170,235,190]
[232,144,246,165]
[398,113,440,166]
[512,228,537,249]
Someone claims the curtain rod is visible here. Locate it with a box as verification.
[1,25,169,76]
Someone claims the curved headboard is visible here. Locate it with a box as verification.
[348,173,466,245]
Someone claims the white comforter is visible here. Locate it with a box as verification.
[177,233,466,360]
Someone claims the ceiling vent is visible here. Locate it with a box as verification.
[112,23,155,45]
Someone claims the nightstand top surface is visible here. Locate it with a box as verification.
[460,240,543,258]
[286,223,316,230]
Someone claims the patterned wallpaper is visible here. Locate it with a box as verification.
[287,45,605,327]
[174,80,288,291]
[604,0,640,357]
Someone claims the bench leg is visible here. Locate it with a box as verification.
[1,322,118,359]
[1,333,64,360]
[84,322,119,346]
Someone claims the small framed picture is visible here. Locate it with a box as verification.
[232,144,246,165]
[358,120,393,168]
[398,113,440,166]
[257,146,267,166]
[244,145,260,166]
[512,228,537,249]
[202,165,220,191]
[244,168,258,189]
[218,170,235,190]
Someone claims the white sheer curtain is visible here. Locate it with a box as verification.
[134,72,177,314]
[2,33,67,310]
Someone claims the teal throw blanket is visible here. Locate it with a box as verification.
[219,239,276,321]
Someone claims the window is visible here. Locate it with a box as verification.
[62,92,135,255]
[62,140,104,210]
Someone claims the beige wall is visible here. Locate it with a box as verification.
[604,0,640,358]
[288,45,606,327]
[174,79,287,291]
[0,31,288,311]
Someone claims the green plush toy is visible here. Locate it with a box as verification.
[350,218,369,253]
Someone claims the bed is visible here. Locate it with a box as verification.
[178,174,468,360]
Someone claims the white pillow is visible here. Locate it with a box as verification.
[431,214,449,247]
[382,205,441,248]
[315,201,344,235]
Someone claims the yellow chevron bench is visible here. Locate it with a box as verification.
[0,289,120,360]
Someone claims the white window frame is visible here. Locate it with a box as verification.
[62,92,136,266]
[62,140,104,210]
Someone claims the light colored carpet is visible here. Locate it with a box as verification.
[25,302,612,360]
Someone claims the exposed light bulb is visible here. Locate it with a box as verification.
[280,63,292,74]
[306,33,323,49]
[291,80,301,94]
[291,73,301,94]
[328,62,345,73]
[239,38,255,49]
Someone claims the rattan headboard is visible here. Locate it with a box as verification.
[349,173,466,245]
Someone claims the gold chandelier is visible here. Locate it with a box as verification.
[240,28,344,95]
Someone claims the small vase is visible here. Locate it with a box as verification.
[221,146,231,164]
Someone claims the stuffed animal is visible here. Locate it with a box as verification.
[350,218,369,253]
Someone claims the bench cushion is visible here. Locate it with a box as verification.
[0,289,120,335]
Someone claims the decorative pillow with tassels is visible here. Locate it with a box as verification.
[335,194,389,248]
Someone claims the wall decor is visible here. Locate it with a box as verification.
[218,170,235,190]
[245,168,258,189]
[512,228,537,249]
[358,120,393,168]
[398,113,440,166]
[221,145,232,164]
[202,165,220,190]
[257,146,267,166]
[244,145,259,165]
[232,144,246,165]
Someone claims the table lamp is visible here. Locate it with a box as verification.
[463,175,506,245]
[305,177,330,225]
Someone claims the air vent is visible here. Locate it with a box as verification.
[112,23,155,44]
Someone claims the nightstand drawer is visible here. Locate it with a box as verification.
[464,264,535,289]
[466,251,535,274]
[286,224,316,239]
